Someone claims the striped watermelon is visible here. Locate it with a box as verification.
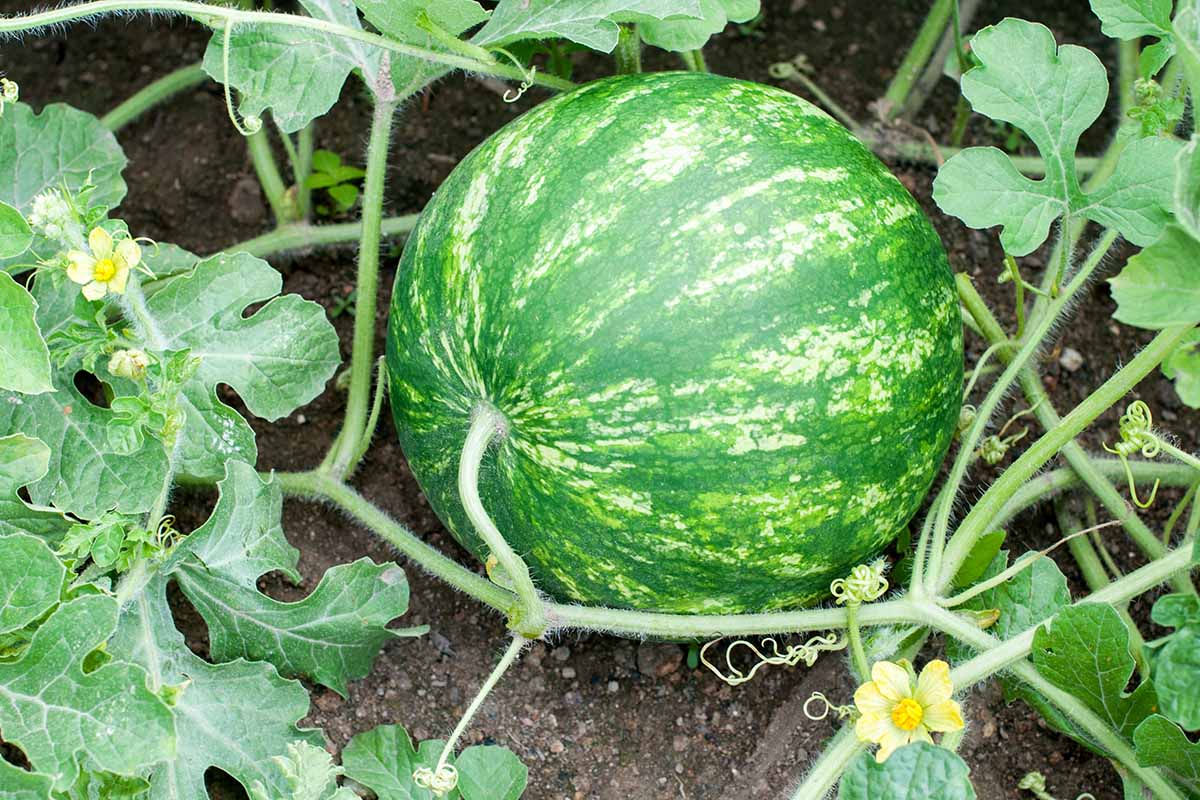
[386,72,962,614]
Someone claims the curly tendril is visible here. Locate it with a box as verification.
[830,559,889,606]
[221,20,263,137]
[1103,400,1161,508]
[491,48,536,103]
[413,764,459,797]
[699,633,847,687]
[803,691,855,721]
[1017,771,1096,800]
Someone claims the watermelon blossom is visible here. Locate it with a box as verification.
[0,77,16,116]
[67,227,140,301]
[109,348,150,380]
[854,659,964,762]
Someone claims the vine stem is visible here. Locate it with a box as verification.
[0,2,577,92]
[325,97,397,478]
[937,323,1198,591]
[246,129,293,226]
[1160,440,1200,473]
[435,635,526,773]
[222,214,419,259]
[459,406,547,637]
[958,275,1198,596]
[788,726,864,800]
[881,0,954,118]
[614,24,641,74]
[924,230,1121,589]
[101,62,207,131]
[844,603,869,680]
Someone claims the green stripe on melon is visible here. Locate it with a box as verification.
[386,72,962,614]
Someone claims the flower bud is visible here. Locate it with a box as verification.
[109,349,150,380]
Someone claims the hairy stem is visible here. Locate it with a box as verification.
[325,98,397,478]
[223,214,418,259]
[0,2,577,92]
[845,603,869,681]
[614,24,641,74]
[881,0,954,118]
[101,62,207,131]
[789,726,863,800]
[435,635,526,772]
[680,49,708,72]
[246,129,293,226]
[460,406,547,637]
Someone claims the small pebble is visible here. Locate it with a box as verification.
[607,680,619,693]
[551,645,571,662]
[561,666,577,679]
[1059,347,1084,372]
[550,740,565,754]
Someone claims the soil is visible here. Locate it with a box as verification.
[1,1,1196,799]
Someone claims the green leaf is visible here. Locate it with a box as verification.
[353,0,489,95]
[0,271,52,394]
[638,0,760,51]
[473,0,703,51]
[109,568,324,800]
[951,530,1006,589]
[327,183,359,211]
[837,742,977,800]
[135,252,339,480]
[1176,136,1200,241]
[0,594,175,791]
[0,199,32,258]
[1133,715,1200,794]
[1090,0,1172,39]
[932,19,1181,256]
[1148,593,1200,731]
[310,149,342,173]
[57,766,152,800]
[249,742,342,800]
[1031,603,1158,741]
[343,724,526,800]
[0,760,53,800]
[0,272,169,519]
[1163,330,1200,408]
[1109,225,1200,328]
[169,462,415,696]
[0,434,70,542]
[0,532,65,635]
[203,0,390,133]
[0,103,127,273]
[455,747,528,800]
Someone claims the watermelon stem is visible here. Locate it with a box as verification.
[460,404,548,638]
[613,24,641,75]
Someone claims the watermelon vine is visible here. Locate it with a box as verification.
[0,1,1197,799]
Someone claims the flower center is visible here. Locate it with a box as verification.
[891,698,924,731]
[93,258,117,282]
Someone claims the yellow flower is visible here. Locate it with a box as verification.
[67,227,140,301]
[854,659,964,762]
[108,349,150,380]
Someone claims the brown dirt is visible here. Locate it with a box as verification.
[1,1,1195,799]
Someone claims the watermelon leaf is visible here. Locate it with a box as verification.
[1147,593,1200,731]
[932,19,1181,256]
[203,0,391,133]
[342,724,528,800]
[0,434,71,542]
[0,760,53,800]
[638,0,760,52]
[0,103,127,273]
[472,0,704,51]
[0,533,64,636]
[1031,604,1158,742]
[0,594,175,791]
[0,199,32,258]
[354,0,490,95]
[1171,333,1200,408]
[837,742,976,799]
[0,271,53,394]
[1089,0,1172,40]
[1133,715,1200,794]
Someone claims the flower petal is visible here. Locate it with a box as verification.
[114,237,141,270]
[923,699,965,732]
[66,251,96,285]
[107,262,130,295]
[81,281,107,301]
[854,681,893,716]
[89,226,113,259]
[915,660,953,707]
[855,712,890,745]
[873,726,909,763]
[871,660,913,701]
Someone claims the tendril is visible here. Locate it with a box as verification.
[1017,771,1096,800]
[699,632,847,687]
[803,691,855,721]
[830,559,889,606]
[221,19,262,137]
[492,47,536,103]
[413,764,459,797]
[1103,400,1161,508]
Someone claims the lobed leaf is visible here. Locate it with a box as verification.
[638,0,760,52]
[0,760,54,800]
[1147,593,1200,731]
[933,19,1180,256]
[0,103,127,273]
[0,594,175,791]
[1162,330,1200,409]
[0,533,64,635]
[0,271,52,394]
[1031,603,1158,741]
[342,724,528,800]
[472,0,703,51]
[1133,714,1200,794]
[203,0,390,133]
[0,434,71,542]
[1089,0,1172,39]
[354,0,489,95]
[0,199,32,258]
[837,742,976,800]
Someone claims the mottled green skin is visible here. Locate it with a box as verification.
[387,72,962,614]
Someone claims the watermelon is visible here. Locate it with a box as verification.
[386,72,962,615]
